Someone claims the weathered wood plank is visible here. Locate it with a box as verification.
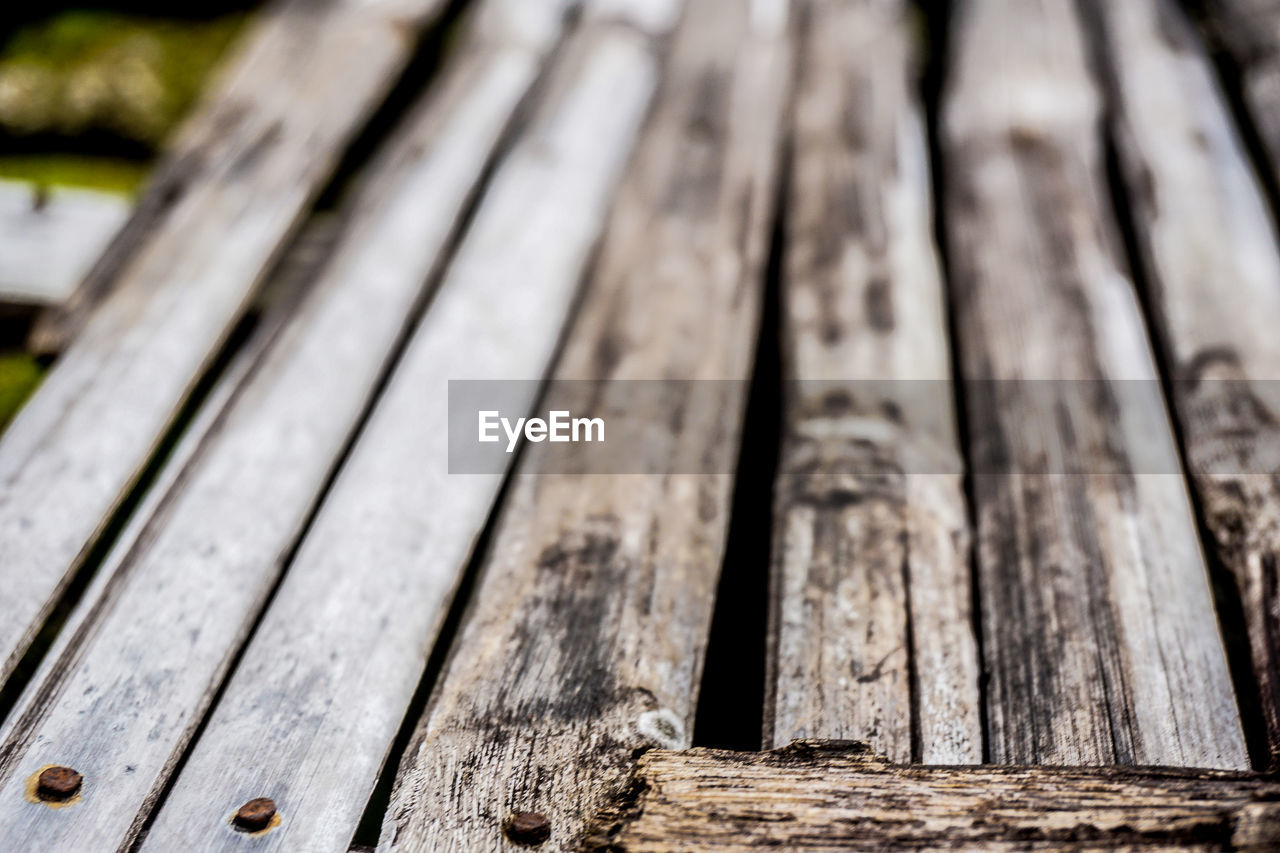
[585,741,1280,851]
[1203,0,1280,191]
[941,0,1247,767]
[0,182,130,308]
[0,215,329,751]
[1088,0,1280,768]
[378,1,790,850]
[767,0,979,764]
[135,11,658,853]
[0,3,582,848]
[0,0,453,690]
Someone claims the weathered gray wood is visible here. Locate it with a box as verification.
[1204,0,1280,192]
[585,741,1280,851]
[136,10,657,853]
[0,3,582,848]
[767,0,979,764]
[0,214,329,750]
[1088,0,1280,768]
[0,182,130,308]
[941,0,1246,767]
[0,0,453,692]
[378,1,791,850]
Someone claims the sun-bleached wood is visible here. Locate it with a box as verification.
[0,213,324,751]
[584,741,1280,851]
[137,13,657,853]
[0,0,456,695]
[0,182,130,308]
[378,2,791,850]
[1088,0,1280,768]
[941,0,1247,767]
[767,0,979,764]
[0,3,586,848]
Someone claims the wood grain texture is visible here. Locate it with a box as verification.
[767,0,979,764]
[0,182,130,308]
[941,0,1246,767]
[137,10,655,853]
[585,741,1280,851]
[378,1,791,849]
[0,0,452,691]
[1089,0,1280,768]
[0,3,579,848]
[1204,0,1280,191]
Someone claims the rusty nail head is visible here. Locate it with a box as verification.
[232,797,277,832]
[504,811,551,846]
[36,766,82,802]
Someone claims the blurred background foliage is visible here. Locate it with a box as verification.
[0,1,259,427]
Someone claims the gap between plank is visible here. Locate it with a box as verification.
[912,0,991,764]
[690,129,787,752]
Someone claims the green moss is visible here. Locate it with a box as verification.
[0,153,147,194]
[0,10,246,150]
[0,352,43,433]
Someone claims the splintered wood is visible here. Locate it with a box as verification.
[941,0,1247,767]
[585,742,1280,851]
[378,0,790,849]
[768,0,979,764]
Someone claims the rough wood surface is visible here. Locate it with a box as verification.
[1090,0,1280,769]
[585,741,1280,851]
[378,1,791,849]
[941,0,1247,767]
[0,2,580,847]
[767,0,979,764]
[0,0,451,692]
[1204,0,1280,191]
[0,182,130,308]
[137,10,654,853]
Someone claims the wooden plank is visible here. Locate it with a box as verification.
[378,1,791,849]
[0,214,332,743]
[941,0,1247,767]
[0,3,582,848]
[0,0,453,691]
[584,741,1280,851]
[766,0,979,764]
[1204,0,1280,191]
[135,10,658,853]
[1087,0,1280,767]
[0,182,130,308]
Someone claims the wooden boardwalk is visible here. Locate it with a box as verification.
[2,0,1280,849]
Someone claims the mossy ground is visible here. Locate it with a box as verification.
[0,8,250,425]
[0,10,245,151]
[0,352,43,432]
[0,153,147,194]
